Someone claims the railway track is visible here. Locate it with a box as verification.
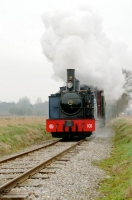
[0,139,60,164]
[0,139,86,199]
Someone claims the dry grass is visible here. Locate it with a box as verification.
[110,115,132,125]
[119,115,132,122]
[0,116,51,157]
[0,116,47,127]
[125,182,132,199]
[111,164,121,175]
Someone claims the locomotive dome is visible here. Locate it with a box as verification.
[60,92,82,115]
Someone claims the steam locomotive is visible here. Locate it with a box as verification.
[46,69,105,138]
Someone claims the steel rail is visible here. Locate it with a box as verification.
[0,139,60,164]
[0,139,86,195]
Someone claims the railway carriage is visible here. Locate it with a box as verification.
[46,69,105,138]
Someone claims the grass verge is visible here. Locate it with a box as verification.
[0,117,52,157]
[97,117,132,200]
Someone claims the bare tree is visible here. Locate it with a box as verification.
[122,69,132,101]
[17,97,32,115]
[17,97,31,108]
[115,69,132,116]
[35,97,42,104]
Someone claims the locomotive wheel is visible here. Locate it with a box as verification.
[85,132,92,137]
[51,132,60,138]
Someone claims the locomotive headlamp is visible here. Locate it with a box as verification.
[67,81,73,89]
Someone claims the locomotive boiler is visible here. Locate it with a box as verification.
[46,69,105,138]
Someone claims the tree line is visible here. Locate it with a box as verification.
[107,69,132,119]
[0,97,48,116]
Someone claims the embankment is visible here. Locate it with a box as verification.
[98,116,132,200]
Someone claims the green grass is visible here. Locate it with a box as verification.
[97,117,132,200]
[0,124,52,156]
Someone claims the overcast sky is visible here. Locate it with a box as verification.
[0,0,132,103]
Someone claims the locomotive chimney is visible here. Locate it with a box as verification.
[67,69,75,91]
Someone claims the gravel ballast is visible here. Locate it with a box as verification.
[38,137,112,200]
[11,128,112,200]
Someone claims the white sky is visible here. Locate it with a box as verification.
[0,0,132,103]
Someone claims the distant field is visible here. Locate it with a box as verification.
[0,116,51,157]
[0,116,47,126]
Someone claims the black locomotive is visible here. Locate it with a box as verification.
[46,69,105,138]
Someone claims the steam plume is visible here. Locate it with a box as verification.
[41,5,125,100]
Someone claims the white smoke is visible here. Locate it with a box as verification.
[41,5,126,100]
